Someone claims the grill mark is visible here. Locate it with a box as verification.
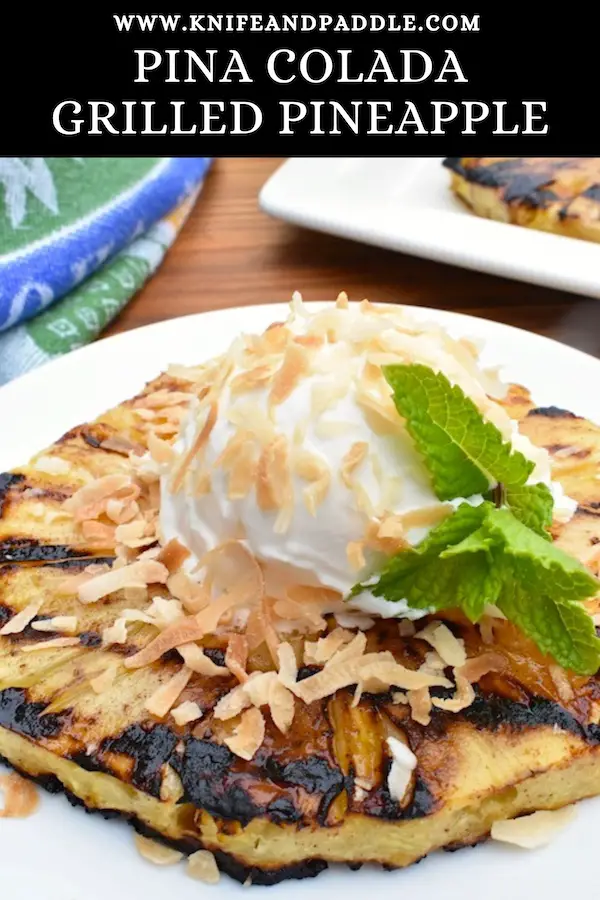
[0,539,91,563]
[173,738,263,826]
[0,473,25,517]
[212,849,328,886]
[502,174,555,205]
[81,430,103,449]
[0,747,328,886]
[582,183,600,202]
[455,688,600,743]
[0,687,68,740]
[527,405,578,419]
[101,723,179,799]
[203,647,226,667]
[79,631,102,648]
[1,556,115,574]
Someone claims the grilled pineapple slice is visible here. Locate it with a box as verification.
[444,158,600,242]
[1,380,600,885]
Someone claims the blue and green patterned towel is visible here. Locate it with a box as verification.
[0,157,211,386]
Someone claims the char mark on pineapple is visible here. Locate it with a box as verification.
[0,473,26,518]
[0,539,94,564]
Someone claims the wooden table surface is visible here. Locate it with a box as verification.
[109,158,600,358]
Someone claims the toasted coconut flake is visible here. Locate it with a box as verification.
[340,441,369,488]
[146,596,184,628]
[294,649,447,705]
[81,520,117,544]
[226,440,258,501]
[293,448,326,482]
[224,706,265,760]
[335,290,349,309]
[105,497,140,525]
[159,764,184,803]
[78,559,168,604]
[549,665,575,703]
[215,427,252,471]
[416,622,466,668]
[398,620,416,637]
[294,333,324,349]
[125,617,203,670]
[269,343,310,408]
[346,540,366,572]
[31,616,78,635]
[230,364,276,394]
[134,834,183,866]
[360,658,451,694]
[34,454,71,475]
[57,564,110,594]
[22,637,81,652]
[256,435,292,512]
[242,671,275,708]
[0,773,39,818]
[187,849,221,884]
[102,617,129,646]
[352,481,375,517]
[100,435,145,456]
[0,600,42,636]
[167,571,210,614]
[225,633,249,683]
[268,677,295,733]
[303,468,331,517]
[277,641,298,688]
[431,672,475,713]
[138,389,194,410]
[304,628,354,665]
[177,643,229,676]
[273,597,327,633]
[458,651,506,683]
[89,662,119,694]
[491,807,577,849]
[479,616,496,645]
[114,519,149,547]
[171,401,218,493]
[148,431,176,464]
[214,683,253,721]
[399,505,452,530]
[386,736,417,803]
[145,666,192,718]
[328,631,367,666]
[334,610,375,630]
[157,538,191,574]
[171,700,203,726]
[63,474,132,513]
[407,687,432,725]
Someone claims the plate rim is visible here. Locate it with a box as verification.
[2,300,600,407]
[259,158,600,299]
[1,298,600,898]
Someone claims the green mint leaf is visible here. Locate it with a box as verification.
[495,556,600,675]
[360,502,600,675]
[503,483,554,539]
[383,363,535,500]
[363,502,495,617]
[484,508,599,602]
[373,548,498,620]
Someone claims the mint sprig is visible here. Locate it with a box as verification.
[357,364,600,675]
[383,364,534,500]
[363,504,600,674]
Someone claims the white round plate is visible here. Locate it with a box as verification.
[0,302,599,900]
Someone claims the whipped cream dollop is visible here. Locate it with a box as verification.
[159,296,576,619]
